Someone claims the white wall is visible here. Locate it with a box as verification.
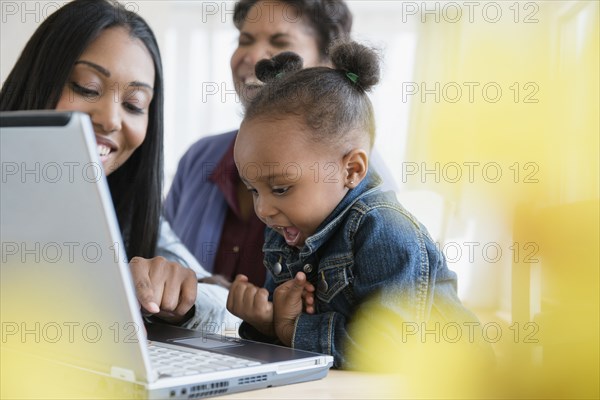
[3,1,597,316]
[0,0,417,193]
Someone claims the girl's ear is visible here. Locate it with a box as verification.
[343,148,368,189]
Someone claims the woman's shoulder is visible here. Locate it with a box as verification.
[184,130,237,157]
[179,130,237,169]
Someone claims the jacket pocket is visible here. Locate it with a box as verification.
[263,254,293,284]
[316,257,353,304]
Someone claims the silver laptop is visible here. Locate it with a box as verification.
[0,110,333,399]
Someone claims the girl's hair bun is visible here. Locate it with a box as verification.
[330,41,380,91]
[255,51,304,83]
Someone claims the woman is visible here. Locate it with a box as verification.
[1,0,237,331]
[164,0,360,288]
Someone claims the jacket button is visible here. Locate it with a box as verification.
[303,264,313,273]
[273,262,282,275]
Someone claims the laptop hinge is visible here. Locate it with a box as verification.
[110,366,136,382]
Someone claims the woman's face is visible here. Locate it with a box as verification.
[230,0,323,108]
[56,27,155,176]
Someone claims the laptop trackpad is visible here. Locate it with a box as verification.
[173,337,242,350]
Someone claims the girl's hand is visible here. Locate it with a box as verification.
[227,274,275,337]
[302,284,315,314]
[273,272,315,346]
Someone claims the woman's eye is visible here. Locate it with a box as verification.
[246,187,258,195]
[272,187,290,195]
[272,41,290,49]
[124,102,144,115]
[71,82,99,98]
[238,36,252,46]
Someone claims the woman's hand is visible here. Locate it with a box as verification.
[129,256,197,324]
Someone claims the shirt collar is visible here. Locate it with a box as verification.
[209,136,242,217]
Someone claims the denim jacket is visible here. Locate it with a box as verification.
[240,171,476,368]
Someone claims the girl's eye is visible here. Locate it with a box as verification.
[272,187,290,195]
[71,82,99,98]
[246,187,258,195]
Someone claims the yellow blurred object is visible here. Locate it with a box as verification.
[351,1,599,398]
[350,199,599,399]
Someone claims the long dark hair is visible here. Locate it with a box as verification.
[0,0,164,259]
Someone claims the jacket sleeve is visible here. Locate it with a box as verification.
[155,218,242,335]
[156,218,210,279]
[180,282,242,337]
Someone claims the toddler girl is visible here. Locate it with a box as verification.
[227,41,479,368]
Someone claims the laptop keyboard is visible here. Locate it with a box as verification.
[148,342,262,377]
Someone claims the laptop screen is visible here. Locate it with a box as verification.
[1,110,152,381]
